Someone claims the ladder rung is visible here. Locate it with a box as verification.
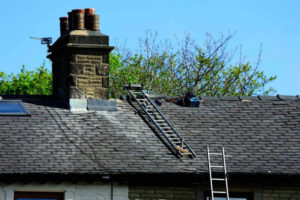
[175,146,189,153]
[212,178,225,181]
[155,120,166,122]
[213,191,226,194]
[211,166,223,168]
[209,153,222,155]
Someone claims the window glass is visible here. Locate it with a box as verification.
[0,100,30,115]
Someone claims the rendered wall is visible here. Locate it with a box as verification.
[0,182,128,200]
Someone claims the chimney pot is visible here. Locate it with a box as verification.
[71,9,85,30]
[85,8,95,15]
[91,15,100,31]
[72,9,85,14]
[59,17,69,36]
[68,12,73,31]
[84,8,99,31]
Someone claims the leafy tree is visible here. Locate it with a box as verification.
[109,31,276,98]
[0,31,276,97]
[0,65,52,95]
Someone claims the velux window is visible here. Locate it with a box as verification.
[0,100,30,115]
[14,192,63,200]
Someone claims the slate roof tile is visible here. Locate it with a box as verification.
[0,97,299,175]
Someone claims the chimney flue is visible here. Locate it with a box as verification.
[84,8,99,31]
[85,8,95,15]
[68,12,73,31]
[59,17,69,36]
[71,9,85,30]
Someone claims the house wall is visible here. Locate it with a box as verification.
[260,186,300,200]
[0,182,128,200]
[128,185,197,200]
[128,185,300,200]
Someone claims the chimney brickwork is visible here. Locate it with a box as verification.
[48,8,113,101]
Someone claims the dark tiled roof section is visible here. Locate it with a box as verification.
[0,96,299,175]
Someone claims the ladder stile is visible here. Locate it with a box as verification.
[207,145,214,200]
[222,146,230,200]
[207,145,230,200]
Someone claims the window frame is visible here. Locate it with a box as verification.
[14,192,64,200]
[204,191,254,200]
[0,100,30,116]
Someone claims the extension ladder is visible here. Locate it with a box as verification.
[124,84,196,158]
[207,145,230,200]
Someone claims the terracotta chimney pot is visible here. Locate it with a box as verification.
[85,8,95,15]
[59,17,69,36]
[72,9,85,30]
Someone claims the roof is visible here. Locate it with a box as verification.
[0,95,299,177]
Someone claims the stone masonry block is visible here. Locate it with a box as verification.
[102,76,109,88]
[76,55,86,60]
[103,54,109,63]
[69,87,85,99]
[91,60,101,64]
[70,63,84,75]
[77,76,89,87]
[77,59,90,64]
[94,88,108,99]
[86,55,101,60]
[96,64,109,76]
[89,77,102,87]
[84,65,95,75]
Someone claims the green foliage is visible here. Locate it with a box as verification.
[110,31,276,98]
[0,32,276,97]
[0,65,52,95]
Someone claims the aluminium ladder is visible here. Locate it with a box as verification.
[124,84,196,158]
[207,145,230,200]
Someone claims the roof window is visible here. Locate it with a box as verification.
[0,100,30,115]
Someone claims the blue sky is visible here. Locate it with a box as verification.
[0,0,299,95]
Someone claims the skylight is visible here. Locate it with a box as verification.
[0,100,30,115]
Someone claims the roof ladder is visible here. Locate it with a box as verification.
[207,145,230,200]
[124,84,196,158]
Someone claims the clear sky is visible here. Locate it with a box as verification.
[0,0,299,95]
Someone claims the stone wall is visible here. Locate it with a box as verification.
[260,186,300,200]
[48,30,113,101]
[69,52,109,99]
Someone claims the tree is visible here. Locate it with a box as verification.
[0,65,52,95]
[0,31,276,97]
[109,31,276,98]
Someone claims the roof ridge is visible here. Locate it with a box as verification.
[146,94,300,101]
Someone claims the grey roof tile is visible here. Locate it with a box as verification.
[0,97,299,176]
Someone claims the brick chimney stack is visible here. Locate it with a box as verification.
[48,8,114,106]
